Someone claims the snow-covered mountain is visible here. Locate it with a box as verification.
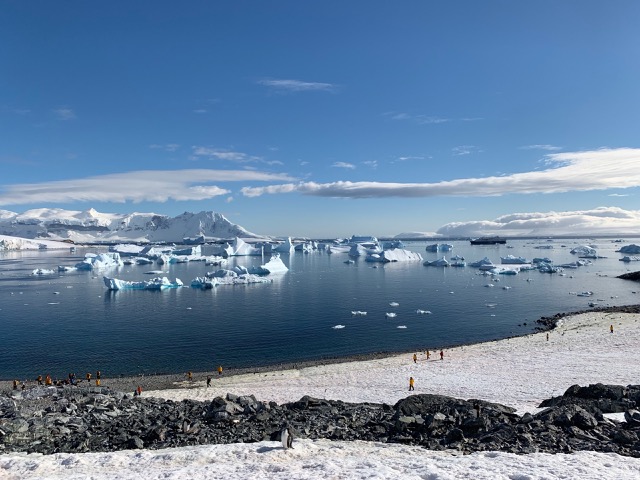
[0,208,262,243]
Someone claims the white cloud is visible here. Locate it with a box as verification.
[609,193,630,197]
[149,144,180,152]
[520,144,563,151]
[332,162,356,170]
[0,170,295,206]
[258,79,336,93]
[436,207,640,237]
[191,147,260,163]
[362,160,378,169]
[388,112,450,124]
[240,148,640,199]
[452,145,480,156]
[54,107,76,120]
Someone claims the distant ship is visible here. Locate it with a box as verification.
[470,236,507,245]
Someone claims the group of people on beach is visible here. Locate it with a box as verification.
[184,366,224,388]
[408,349,445,390]
[12,370,102,391]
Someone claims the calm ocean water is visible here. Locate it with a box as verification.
[1,238,638,380]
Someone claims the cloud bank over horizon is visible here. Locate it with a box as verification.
[0,170,295,206]
[241,148,640,198]
[436,206,640,238]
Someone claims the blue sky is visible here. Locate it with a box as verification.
[2,1,640,238]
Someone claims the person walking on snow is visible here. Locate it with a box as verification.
[413,353,417,364]
[409,376,415,391]
[440,350,444,360]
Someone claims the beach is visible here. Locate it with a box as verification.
[2,309,640,479]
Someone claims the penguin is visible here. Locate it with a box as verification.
[280,424,294,449]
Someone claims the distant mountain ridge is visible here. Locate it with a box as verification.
[0,208,262,243]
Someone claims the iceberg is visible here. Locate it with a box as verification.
[425,243,452,252]
[197,269,272,286]
[385,312,397,318]
[272,237,295,254]
[364,248,423,263]
[620,255,640,262]
[351,311,367,315]
[75,252,123,270]
[32,268,56,275]
[617,244,640,254]
[247,253,289,275]
[423,256,450,267]
[226,237,264,256]
[469,257,496,270]
[416,309,432,315]
[172,245,202,256]
[500,255,528,264]
[570,245,597,256]
[103,276,183,291]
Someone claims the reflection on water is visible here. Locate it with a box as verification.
[1,238,638,379]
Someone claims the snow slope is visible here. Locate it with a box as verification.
[0,208,262,243]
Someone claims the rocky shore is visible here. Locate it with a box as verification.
[1,383,640,457]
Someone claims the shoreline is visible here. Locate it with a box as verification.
[3,303,639,396]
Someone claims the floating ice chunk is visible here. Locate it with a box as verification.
[57,265,77,272]
[365,248,422,263]
[332,325,345,329]
[570,245,596,256]
[397,325,407,329]
[416,309,432,315]
[389,302,399,307]
[485,283,495,288]
[75,252,123,270]
[617,244,640,254]
[32,268,56,275]
[103,276,183,291]
[351,311,367,316]
[385,312,397,318]
[248,253,289,275]
[503,286,512,290]
[344,259,355,264]
[423,256,449,267]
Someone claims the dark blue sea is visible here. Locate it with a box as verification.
[1,238,638,380]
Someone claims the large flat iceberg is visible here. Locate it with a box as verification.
[103,276,183,290]
[364,248,423,263]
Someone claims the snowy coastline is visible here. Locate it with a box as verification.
[2,310,640,478]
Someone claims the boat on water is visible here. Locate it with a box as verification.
[470,236,507,245]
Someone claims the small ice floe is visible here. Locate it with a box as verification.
[186,307,192,310]
[32,268,56,275]
[344,259,355,264]
[576,291,594,297]
[485,303,497,308]
[351,311,367,316]
[502,286,511,290]
[397,325,407,329]
[389,302,399,307]
[449,291,454,294]
[145,270,165,275]
[47,302,60,305]
[332,325,346,329]
[484,284,495,288]
[385,312,397,318]
[416,309,432,315]
[53,291,60,295]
